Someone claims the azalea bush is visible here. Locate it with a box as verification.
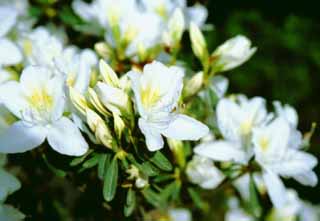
[0,0,319,220]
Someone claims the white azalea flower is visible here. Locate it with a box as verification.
[55,46,97,94]
[128,61,209,151]
[212,35,257,72]
[20,27,64,69]
[186,155,225,189]
[168,208,192,221]
[0,66,88,156]
[253,117,318,208]
[195,96,268,164]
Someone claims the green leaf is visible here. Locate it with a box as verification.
[140,162,160,177]
[98,154,111,180]
[70,150,93,166]
[141,188,164,208]
[160,181,181,202]
[83,154,100,169]
[42,154,66,178]
[187,187,207,211]
[124,188,136,217]
[248,174,262,217]
[103,156,119,202]
[150,151,173,172]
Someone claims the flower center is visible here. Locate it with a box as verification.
[140,85,161,109]
[259,136,270,151]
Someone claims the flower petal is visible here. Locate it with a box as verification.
[263,170,288,209]
[162,114,209,141]
[138,118,164,151]
[0,7,18,37]
[0,38,22,66]
[0,121,46,153]
[194,141,247,164]
[0,204,25,220]
[47,117,88,156]
[0,81,29,118]
[293,171,318,187]
[272,149,318,177]
[0,169,21,202]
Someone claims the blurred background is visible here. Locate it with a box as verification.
[201,0,320,204]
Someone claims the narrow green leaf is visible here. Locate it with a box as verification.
[83,154,100,169]
[141,188,164,208]
[140,162,160,177]
[150,151,173,172]
[160,181,181,202]
[187,187,207,210]
[124,188,136,217]
[103,156,119,202]
[70,150,93,166]
[98,154,111,180]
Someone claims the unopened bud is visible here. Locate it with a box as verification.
[190,22,208,61]
[99,60,120,87]
[69,87,89,116]
[183,71,203,98]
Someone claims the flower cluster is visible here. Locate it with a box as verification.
[0,0,318,220]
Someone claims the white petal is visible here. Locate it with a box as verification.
[293,171,318,187]
[47,117,88,156]
[169,208,192,221]
[194,141,247,164]
[0,169,21,202]
[19,66,52,94]
[273,150,318,177]
[216,99,243,141]
[263,170,288,209]
[211,75,229,98]
[0,38,22,66]
[0,121,46,153]
[0,81,29,118]
[0,204,25,221]
[0,7,18,37]
[187,4,208,27]
[72,0,94,21]
[162,114,209,140]
[138,118,164,151]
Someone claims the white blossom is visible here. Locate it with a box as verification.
[129,61,209,151]
[0,66,88,156]
[195,96,268,164]
[253,117,318,208]
[186,155,225,189]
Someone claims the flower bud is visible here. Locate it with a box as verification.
[212,35,257,72]
[99,60,120,88]
[186,155,225,189]
[189,22,208,62]
[163,8,185,48]
[94,42,112,59]
[69,87,89,116]
[95,82,132,116]
[183,71,203,98]
[88,88,110,117]
[113,112,125,140]
[86,108,113,148]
